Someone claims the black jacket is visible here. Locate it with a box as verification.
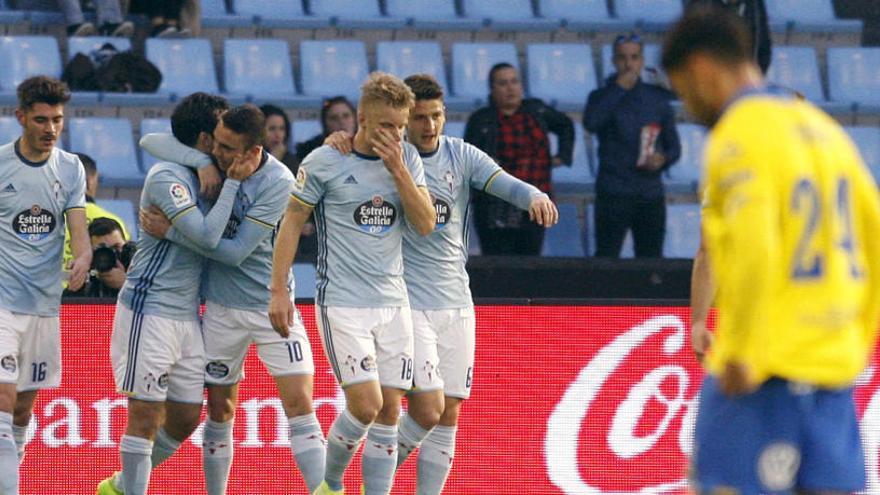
[463,98,575,167]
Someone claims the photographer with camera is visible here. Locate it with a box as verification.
[65,217,135,298]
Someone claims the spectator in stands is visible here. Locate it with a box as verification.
[294,96,357,162]
[259,103,318,261]
[62,152,129,285]
[130,0,190,38]
[60,0,133,37]
[464,62,574,255]
[688,0,771,74]
[584,33,680,258]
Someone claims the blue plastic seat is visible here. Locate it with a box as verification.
[67,37,132,60]
[664,123,707,194]
[94,199,138,240]
[224,39,295,98]
[385,0,482,30]
[292,263,316,299]
[202,0,252,28]
[845,126,880,183]
[765,46,824,103]
[233,0,329,28]
[292,119,322,151]
[461,0,558,31]
[138,118,172,172]
[299,40,368,102]
[0,36,61,91]
[664,203,701,258]
[613,0,682,31]
[376,41,448,92]
[310,0,405,29]
[0,116,18,145]
[527,43,596,111]
[600,43,662,84]
[451,42,518,103]
[68,118,142,188]
[444,121,465,139]
[765,0,862,33]
[540,0,633,31]
[551,122,595,194]
[146,38,218,97]
[541,202,585,257]
[827,47,880,111]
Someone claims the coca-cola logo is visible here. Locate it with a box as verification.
[545,315,697,494]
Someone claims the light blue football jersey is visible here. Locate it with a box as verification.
[0,140,86,316]
[203,154,293,309]
[403,136,505,310]
[292,143,426,307]
[119,163,215,320]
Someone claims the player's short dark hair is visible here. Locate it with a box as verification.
[662,4,753,73]
[404,74,444,101]
[75,152,96,177]
[221,104,266,149]
[259,103,291,143]
[171,92,229,147]
[89,217,124,238]
[17,76,71,111]
[488,62,516,90]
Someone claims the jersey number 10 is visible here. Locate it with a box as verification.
[791,177,862,280]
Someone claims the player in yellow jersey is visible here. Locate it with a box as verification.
[663,6,880,494]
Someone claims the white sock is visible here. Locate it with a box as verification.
[0,412,19,494]
[203,419,234,495]
[396,414,430,468]
[416,425,456,495]
[362,423,398,495]
[289,413,326,493]
[114,427,181,490]
[11,423,27,462]
[324,409,369,492]
[120,435,153,495]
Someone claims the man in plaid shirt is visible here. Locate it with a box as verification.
[464,63,573,255]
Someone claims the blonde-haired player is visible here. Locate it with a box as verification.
[269,72,435,495]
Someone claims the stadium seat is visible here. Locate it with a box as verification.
[68,118,142,188]
[765,46,824,103]
[550,123,595,193]
[385,0,482,30]
[233,0,329,28]
[0,36,61,91]
[138,118,172,172]
[527,43,597,111]
[765,0,862,33]
[292,120,322,152]
[67,37,132,60]
[94,199,138,241]
[613,0,682,31]
[0,116,18,145]
[376,41,448,92]
[292,263,316,299]
[664,203,701,259]
[309,0,406,29]
[539,0,634,31]
[664,124,707,194]
[461,0,558,31]
[202,0,252,28]
[146,38,218,97]
[299,40,368,102]
[224,39,295,98]
[541,202,585,257]
[600,43,662,85]
[827,47,880,111]
[444,121,465,139]
[845,126,880,182]
[451,43,518,103]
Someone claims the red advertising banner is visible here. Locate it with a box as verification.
[18,305,880,494]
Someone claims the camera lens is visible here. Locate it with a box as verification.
[91,245,117,272]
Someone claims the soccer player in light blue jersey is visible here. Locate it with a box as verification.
[137,105,325,495]
[101,93,261,495]
[269,72,436,495]
[0,76,91,494]
[325,74,558,494]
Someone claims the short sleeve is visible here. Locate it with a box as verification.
[245,174,293,229]
[463,141,502,190]
[147,168,199,221]
[291,149,328,207]
[65,157,87,211]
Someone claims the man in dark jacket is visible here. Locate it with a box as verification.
[464,63,574,255]
[584,34,681,258]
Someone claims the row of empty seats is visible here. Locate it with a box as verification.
[196,0,860,35]
[3,36,880,114]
